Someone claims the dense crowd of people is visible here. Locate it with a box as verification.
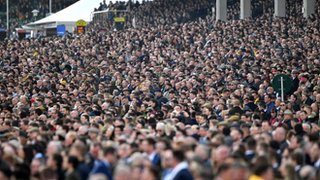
[0,0,320,180]
[92,0,276,31]
[93,0,213,30]
[95,0,129,12]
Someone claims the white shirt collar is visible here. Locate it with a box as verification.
[148,151,157,161]
[164,161,188,180]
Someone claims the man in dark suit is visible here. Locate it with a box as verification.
[164,150,193,180]
[243,96,258,112]
[142,137,161,169]
[289,70,299,95]
[228,99,244,116]
[90,146,117,180]
[69,142,90,180]
[273,126,288,154]
[310,142,320,171]
[244,137,256,162]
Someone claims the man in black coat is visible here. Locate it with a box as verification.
[164,150,193,180]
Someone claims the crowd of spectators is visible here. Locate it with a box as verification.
[92,0,304,30]
[92,0,213,30]
[0,0,320,180]
[128,0,212,27]
[95,0,129,12]
[92,0,277,30]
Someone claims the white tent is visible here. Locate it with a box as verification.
[26,0,146,33]
[31,0,101,25]
[27,0,101,32]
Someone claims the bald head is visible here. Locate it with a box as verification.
[274,127,286,142]
[214,145,230,165]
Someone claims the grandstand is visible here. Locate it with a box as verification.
[0,0,319,180]
[0,0,316,37]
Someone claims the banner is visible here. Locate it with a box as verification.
[57,24,66,37]
[114,17,126,22]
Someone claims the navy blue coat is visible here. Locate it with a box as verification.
[173,169,194,180]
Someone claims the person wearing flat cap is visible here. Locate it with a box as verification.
[88,127,100,142]
[282,109,293,129]
[27,127,40,144]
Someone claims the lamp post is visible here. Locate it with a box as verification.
[31,9,39,38]
[6,0,9,38]
[49,0,52,15]
[32,9,39,20]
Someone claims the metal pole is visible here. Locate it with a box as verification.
[262,0,264,15]
[281,77,284,102]
[212,7,215,21]
[6,0,9,38]
[49,0,52,14]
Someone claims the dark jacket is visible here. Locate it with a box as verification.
[173,169,193,180]
[76,162,90,180]
[91,160,113,180]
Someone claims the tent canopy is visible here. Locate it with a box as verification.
[29,0,147,26]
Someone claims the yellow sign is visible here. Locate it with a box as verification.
[76,19,87,27]
[77,26,85,34]
[114,17,126,22]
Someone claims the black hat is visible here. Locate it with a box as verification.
[19,131,28,138]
